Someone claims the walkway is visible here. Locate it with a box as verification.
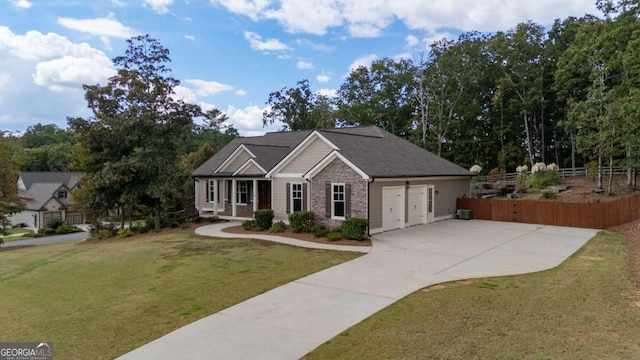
[118,220,598,360]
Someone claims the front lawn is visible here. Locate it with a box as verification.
[306,232,640,359]
[0,227,34,242]
[0,228,361,359]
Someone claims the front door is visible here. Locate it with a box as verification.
[258,181,271,209]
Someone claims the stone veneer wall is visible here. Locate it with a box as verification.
[311,158,368,228]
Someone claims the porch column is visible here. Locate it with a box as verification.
[213,179,219,216]
[231,179,237,217]
[194,179,199,214]
[252,179,258,212]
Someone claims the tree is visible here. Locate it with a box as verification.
[70,35,201,229]
[0,132,24,234]
[263,79,333,130]
[14,123,75,171]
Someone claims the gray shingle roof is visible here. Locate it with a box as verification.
[19,172,83,210]
[20,172,84,189]
[192,126,472,178]
[192,130,311,176]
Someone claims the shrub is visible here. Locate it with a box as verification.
[515,173,529,193]
[487,168,506,182]
[41,228,56,235]
[288,211,316,233]
[242,220,256,231]
[541,191,557,199]
[269,221,286,233]
[117,229,134,238]
[194,216,204,223]
[46,217,64,230]
[55,225,81,234]
[529,170,559,189]
[130,224,149,234]
[94,229,112,240]
[312,224,329,238]
[469,164,482,174]
[341,217,368,240]
[254,209,274,230]
[327,231,342,242]
[89,222,118,238]
[208,216,220,223]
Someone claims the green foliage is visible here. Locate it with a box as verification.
[515,173,529,192]
[529,171,560,189]
[288,211,316,233]
[263,79,332,130]
[117,229,135,238]
[242,220,256,231]
[541,191,557,199]
[0,133,24,228]
[89,222,117,239]
[340,218,368,240]
[586,161,598,181]
[326,231,342,242]
[208,216,220,223]
[269,221,286,233]
[254,209,274,231]
[55,225,82,234]
[38,228,55,235]
[312,224,329,238]
[130,224,149,234]
[487,168,506,182]
[46,217,65,230]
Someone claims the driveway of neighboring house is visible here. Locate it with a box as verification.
[118,220,598,360]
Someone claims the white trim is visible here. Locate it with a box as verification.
[373,176,472,182]
[215,144,255,173]
[304,151,370,180]
[290,182,303,213]
[265,131,339,178]
[271,173,305,178]
[233,158,267,176]
[331,183,346,220]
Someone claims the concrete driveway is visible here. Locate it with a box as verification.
[118,220,598,360]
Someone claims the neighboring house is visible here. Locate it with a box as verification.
[9,172,85,228]
[193,126,472,234]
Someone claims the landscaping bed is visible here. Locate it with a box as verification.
[222,224,372,247]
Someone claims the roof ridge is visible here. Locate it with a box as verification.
[319,128,383,139]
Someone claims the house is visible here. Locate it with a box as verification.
[9,172,85,228]
[192,126,472,234]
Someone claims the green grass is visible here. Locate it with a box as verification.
[0,228,35,242]
[306,232,640,359]
[0,228,361,359]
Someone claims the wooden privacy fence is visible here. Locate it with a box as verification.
[457,194,640,229]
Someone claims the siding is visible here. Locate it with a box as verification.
[238,162,263,175]
[272,176,305,221]
[219,151,251,173]
[369,178,471,230]
[8,210,38,228]
[280,137,332,173]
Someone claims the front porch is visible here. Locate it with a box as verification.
[196,178,271,219]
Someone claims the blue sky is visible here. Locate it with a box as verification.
[0,0,598,136]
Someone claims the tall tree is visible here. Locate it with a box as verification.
[0,132,24,233]
[70,35,200,228]
[262,79,332,130]
[15,123,75,171]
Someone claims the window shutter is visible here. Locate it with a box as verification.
[302,183,308,211]
[205,180,210,202]
[345,183,352,218]
[286,183,291,214]
[325,182,331,218]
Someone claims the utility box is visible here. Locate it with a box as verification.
[458,209,473,220]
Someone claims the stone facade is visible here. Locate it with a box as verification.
[311,158,367,228]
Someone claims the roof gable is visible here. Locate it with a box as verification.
[266,131,338,177]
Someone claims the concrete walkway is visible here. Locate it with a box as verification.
[119,220,598,360]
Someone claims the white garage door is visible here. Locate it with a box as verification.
[408,186,427,226]
[382,187,405,231]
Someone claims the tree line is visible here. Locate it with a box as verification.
[263,0,640,190]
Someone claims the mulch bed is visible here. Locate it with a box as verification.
[222,225,372,247]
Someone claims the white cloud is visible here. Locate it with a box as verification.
[185,35,195,41]
[316,73,331,83]
[57,16,138,39]
[110,0,126,7]
[144,0,173,14]
[405,34,420,47]
[244,31,292,52]
[183,79,235,96]
[11,0,32,9]
[33,55,116,91]
[345,53,377,76]
[0,73,9,105]
[392,52,411,61]
[316,88,337,98]
[213,0,597,38]
[296,60,313,69]
[225,104,282,134]
[235,89,247,96]
[423,31,454,47]
[295,38,335,53]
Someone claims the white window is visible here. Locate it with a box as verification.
[236,181,248,204]
[208,180,215,203]
[58,190,67,199]
[291,183,303,212]
[332,183,345,219]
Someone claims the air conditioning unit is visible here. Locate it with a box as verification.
[458,209,472,220]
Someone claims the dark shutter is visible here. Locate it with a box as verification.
[302,183,308,211]
[325,182,331,218]
[205,180,210,202]
[345,183,352,218]
[286,183,291,214]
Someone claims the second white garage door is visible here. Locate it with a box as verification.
[382,186,405,231]
[408,186,427,226]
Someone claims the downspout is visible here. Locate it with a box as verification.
[367,177,374,236]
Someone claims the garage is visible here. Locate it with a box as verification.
[382,186,405,231]
[407,186,427,226]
